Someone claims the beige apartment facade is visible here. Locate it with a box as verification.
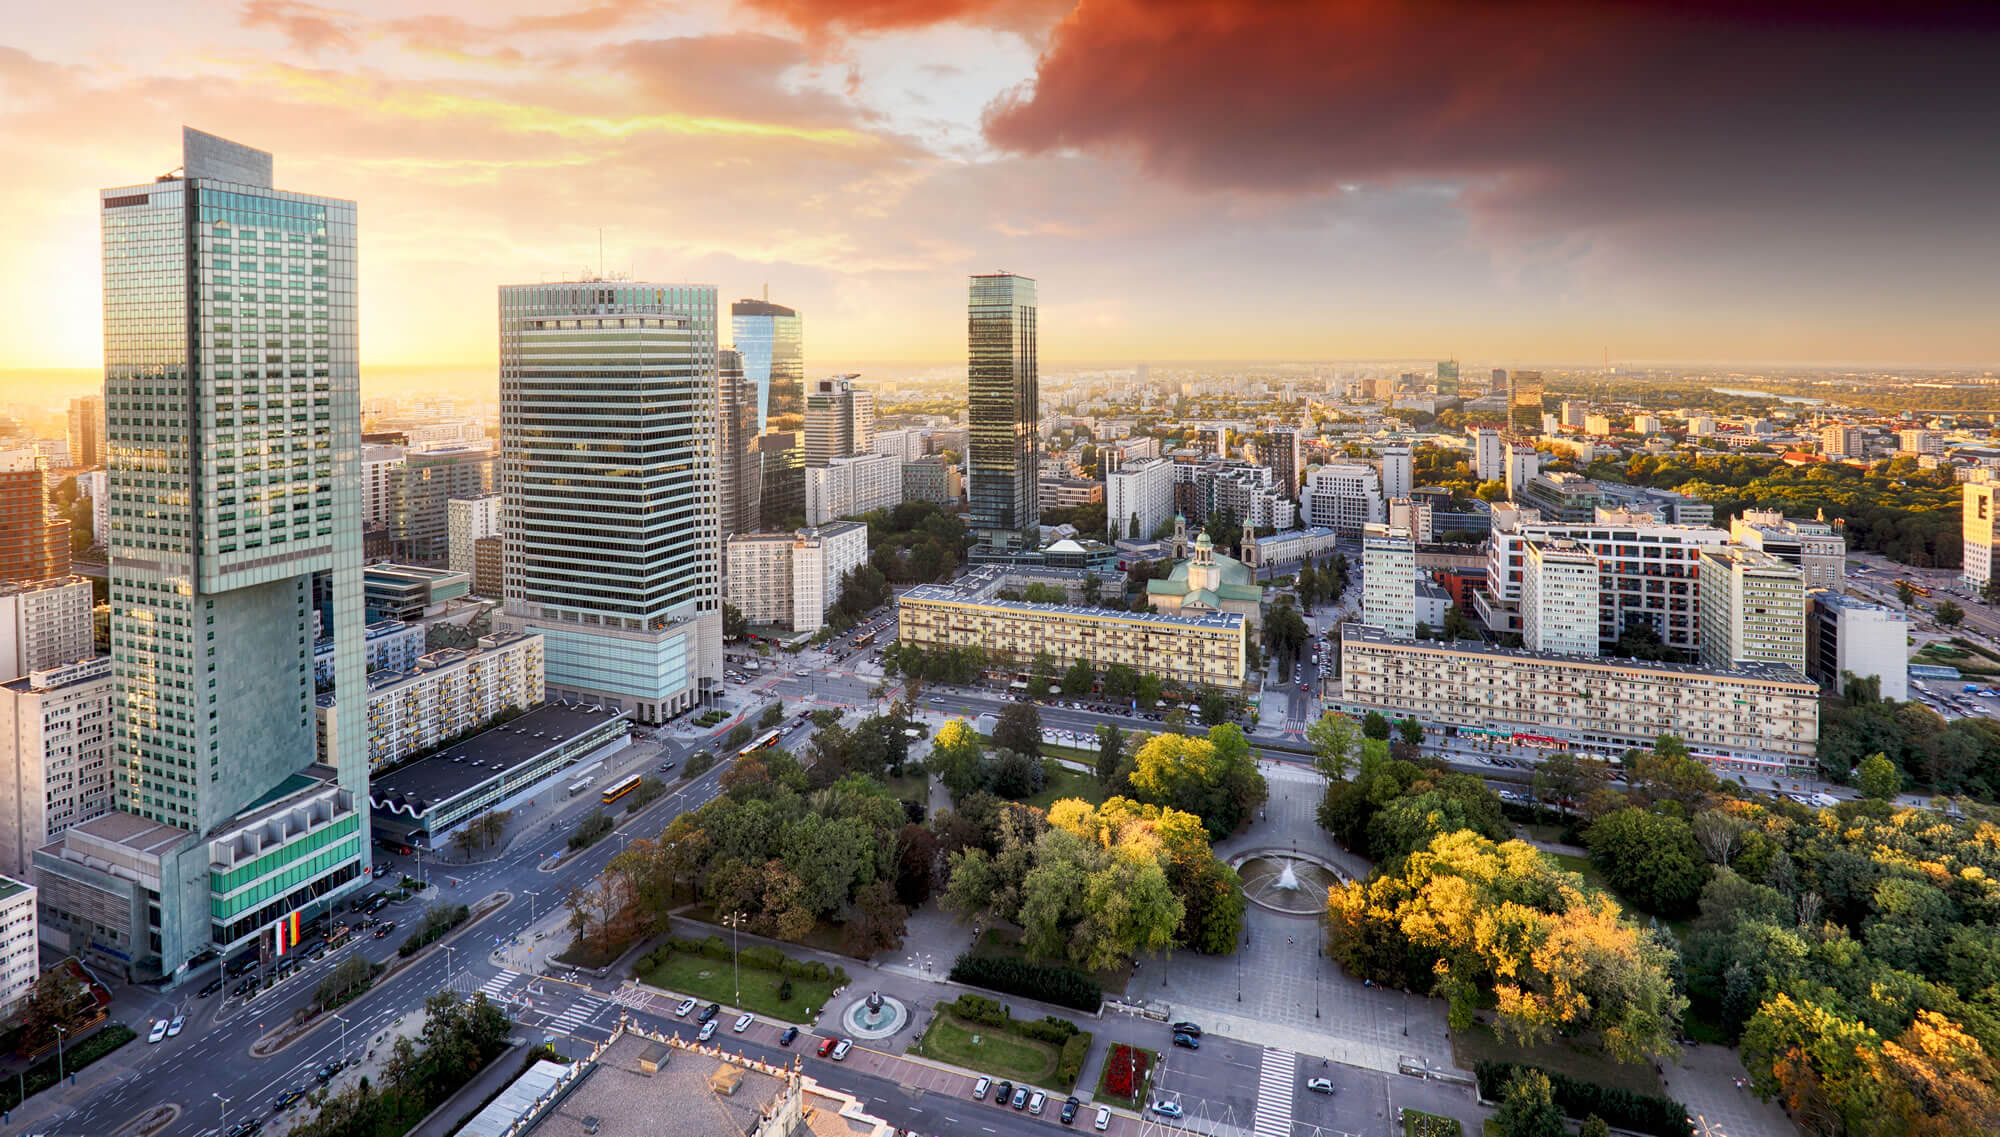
[898,584,1246,689]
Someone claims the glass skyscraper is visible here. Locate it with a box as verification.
[80,128,369,977]
[967,273,1039,546]
[731,298,803,434]
[716,347,760,542]
[496,281,722,723]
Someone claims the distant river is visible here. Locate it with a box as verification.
[1709,386,1827,406]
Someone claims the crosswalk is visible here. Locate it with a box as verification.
[475,967,522,1000]
[1252,1048,1296,1137]
[548,991,610,1035]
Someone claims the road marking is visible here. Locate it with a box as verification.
[1252,1048,1296,1137]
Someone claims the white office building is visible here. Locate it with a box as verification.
[805,452,902,525]
[724,522,868,634]
[0,657,115,878]
[0,876,35,1015]
[1806,590,1909,702]
[447,493,503,577]
[362,443,406,527]
[1698,547,1808,675]
[496,280,723,724]
[1522,539,1600,656]
[1362,524,1417,638]
[1469,428,1503,483]
[1107,457,1176,544]
[1303,464,1385,536]
[1378,442,1412,502]
[1968,475,2000,589]
[1729,509,1845,590]
[0,577,95,685]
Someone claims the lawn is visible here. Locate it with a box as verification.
[1024,760,1107,811]
[1450,1021,1663,1099]
[878,771,930,805]
[915,1013,1058,1086]
[637,950,836,1024]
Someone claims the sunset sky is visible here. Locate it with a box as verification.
[4,0,1998,372]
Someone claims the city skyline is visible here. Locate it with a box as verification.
[5,2,2000,374]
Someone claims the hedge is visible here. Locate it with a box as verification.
[952,993,1009,1028]
[948,954,1102,1012]
[399,903,471,957]
[1056,1031,1092,1086]
[1474,1061,1689,1137]
[636,936,848,987]
[0,1023,135,1112]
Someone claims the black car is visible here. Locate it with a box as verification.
[993,1081,1013,1107]
[373,921,395,938]
[1060,1097,1081,1125]
[778,1026,799,1047]
[225,1121,263,1137]
[698,1003,721,1024]
[198,979,224,998]
[1170,1020,1202,1038]
[1172,1032,1200,1050]
[273,1089,305,1111]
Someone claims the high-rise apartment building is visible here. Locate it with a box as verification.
[1504,441,1540,500]
[967,273,1039,547]
[724,522,868,634]
[1806,591,1909,702]
[314,631,543,770]
[804,375,875,467]
[0,448,71,585]
[0,657,115,877]
[1378,442,1412,502]
[471,535,504,599]
[1729,509,1844,590]
[732,298,803,433]
[1469,427,1503,483]
[1560,401,1589,430]
[496,280,722,723]
[0,876,34,1015]
[386,445,494,564]
[360,443,405,527]
[1521,538,1600,656]
[805,452,901,525]
[1898,428,1945,456]
[447,493,503,576]
[66,128,370,978]
[0,576,95,683]
[716,347,760,542]
[1361,524,1417,638]
[1508,369,1544,436]
[67,395,106,469]
[1107,457,1175,543]
[1697,546,1807,675]
[873,428,924,463]
[1965,475,1999,588]
[1820,423,1863,459]
[1262,428,1301,499]
[901,459,962,507]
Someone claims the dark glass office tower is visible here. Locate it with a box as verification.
[967,273,1038,547]
[716,348,760,541]
[731,299,803,434]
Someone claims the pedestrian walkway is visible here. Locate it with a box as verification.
[1251,1049,1295,1137]
[476,967,522,1001]
[548,992,610,1035]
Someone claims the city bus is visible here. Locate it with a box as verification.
[600,774,644,805]
[738,729,782,758]
[1895,578,1933,598]
[566,778,594,799]
[853,630,878,647]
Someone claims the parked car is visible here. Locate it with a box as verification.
[972,1077,991,1101]
[697,1020,717,1041]
[1172,1032,1200,1049]
[674,997,697,1017]
[817,1037,838,1057]
[1170,1020,1202,1037]
[1151,1100,1183,1119]
[993,1081,1013,1107]
[1095,1106,1112,1131]
[168,1015,186,1038]
[1029,1091,1047,1115]
[273,1089,305,1111]
[1060,1097,1081,1125]
[733,1013,753,1033]
[148,1019,169,1044]
[1304,1077,1335,1094]
[1012,1087,1029,1110]
[777,1025,798,1047]
[831,1038,852,1060]
[698,1003,720,1023]
[198,979,223,998]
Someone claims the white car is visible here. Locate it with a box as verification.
[168,1015,186,1038]
[674,997,697,1017]
[1094,1106,1112,1131]
[148,1019,169,1044]
[1304,1077,1334,1094]
[697,1020,718,1041]
[831,1038,853,1060]
[733,1013,754,1033]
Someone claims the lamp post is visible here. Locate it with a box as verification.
[213,1093,231,1129]
[53,1024,66,1084]
[523,889,541,924]
[444,945,457,992]
[333,1012,349,1054]
[726,911,745,1004]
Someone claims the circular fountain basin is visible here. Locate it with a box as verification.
[1236,853,1346,915]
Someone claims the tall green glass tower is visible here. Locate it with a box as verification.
[967,272,1038,547]
[73,128,369,980]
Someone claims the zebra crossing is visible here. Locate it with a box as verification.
[474,967,522,1000]
[547,991,610,1035]
[1252,1048,1297,1137]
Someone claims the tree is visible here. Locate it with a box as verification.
[1307,714,1360,782]
[723,602,749,639]
[1197,686,1231,727]
[1397,718,1424,746]
[726,722,753,749]
[1935,600,1965,627]
[1361,711,1391,740]
[1583,808,1711,917]
[1441,605,1477,641]
[1263,601,1309,681]
[926,718,988,800]
[759,702,785,729]
[989,749,1046,799]
[1127,726,1268,839]
[1494,1069,1565,1137]
[1897,580,1918,609]
[1062,656,1096,696]
[993,701,1042,756]
[1096,723,1125,785]
[1135,673,1163,708]
[1103,662,1138,699]
[1856,751,1902,799]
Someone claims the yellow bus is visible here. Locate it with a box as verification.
[601,774,643,805]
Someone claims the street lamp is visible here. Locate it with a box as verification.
[53,1024,66,1084]
[213,1093,231,1129]
[444,945,457,991]
[726,911,746,1004]
[333,1012,349,1054]
[523,889,541,924]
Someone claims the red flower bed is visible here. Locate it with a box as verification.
[1103,1044,1151,1098]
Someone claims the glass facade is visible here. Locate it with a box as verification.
[967,273,1038,544]
[716,348,759,541]
[731,299,803,434]
[1508,369,1545,436]
[497,282,722,722]
[100,127,370,972]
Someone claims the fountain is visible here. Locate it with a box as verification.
[840,990,909,1039]
[1237,853,1345,915]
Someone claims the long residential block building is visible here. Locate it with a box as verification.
[805,452,901,525]
[1337,624,1820,773]
[315,631,545,770]
[0,576,95,683]
[0,657,115,878]
[898,566,1246,690]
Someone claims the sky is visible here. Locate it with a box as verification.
[4,0,1999,373]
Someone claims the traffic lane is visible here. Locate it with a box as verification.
[1290,1056,1379,1131]
[1150,1033,1261,1126]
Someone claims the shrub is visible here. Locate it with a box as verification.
[1473,1062,1689,1137]
[948,954,1102,1012]
[1014,1015,1081,1044]
[684,751,717,777]
[952,993,1009,1027]
[398,903,471,958]
[567,810,615,851]
[777,978,793,1002]
[1056,1031,1092,1088]
[741,945,786,972]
